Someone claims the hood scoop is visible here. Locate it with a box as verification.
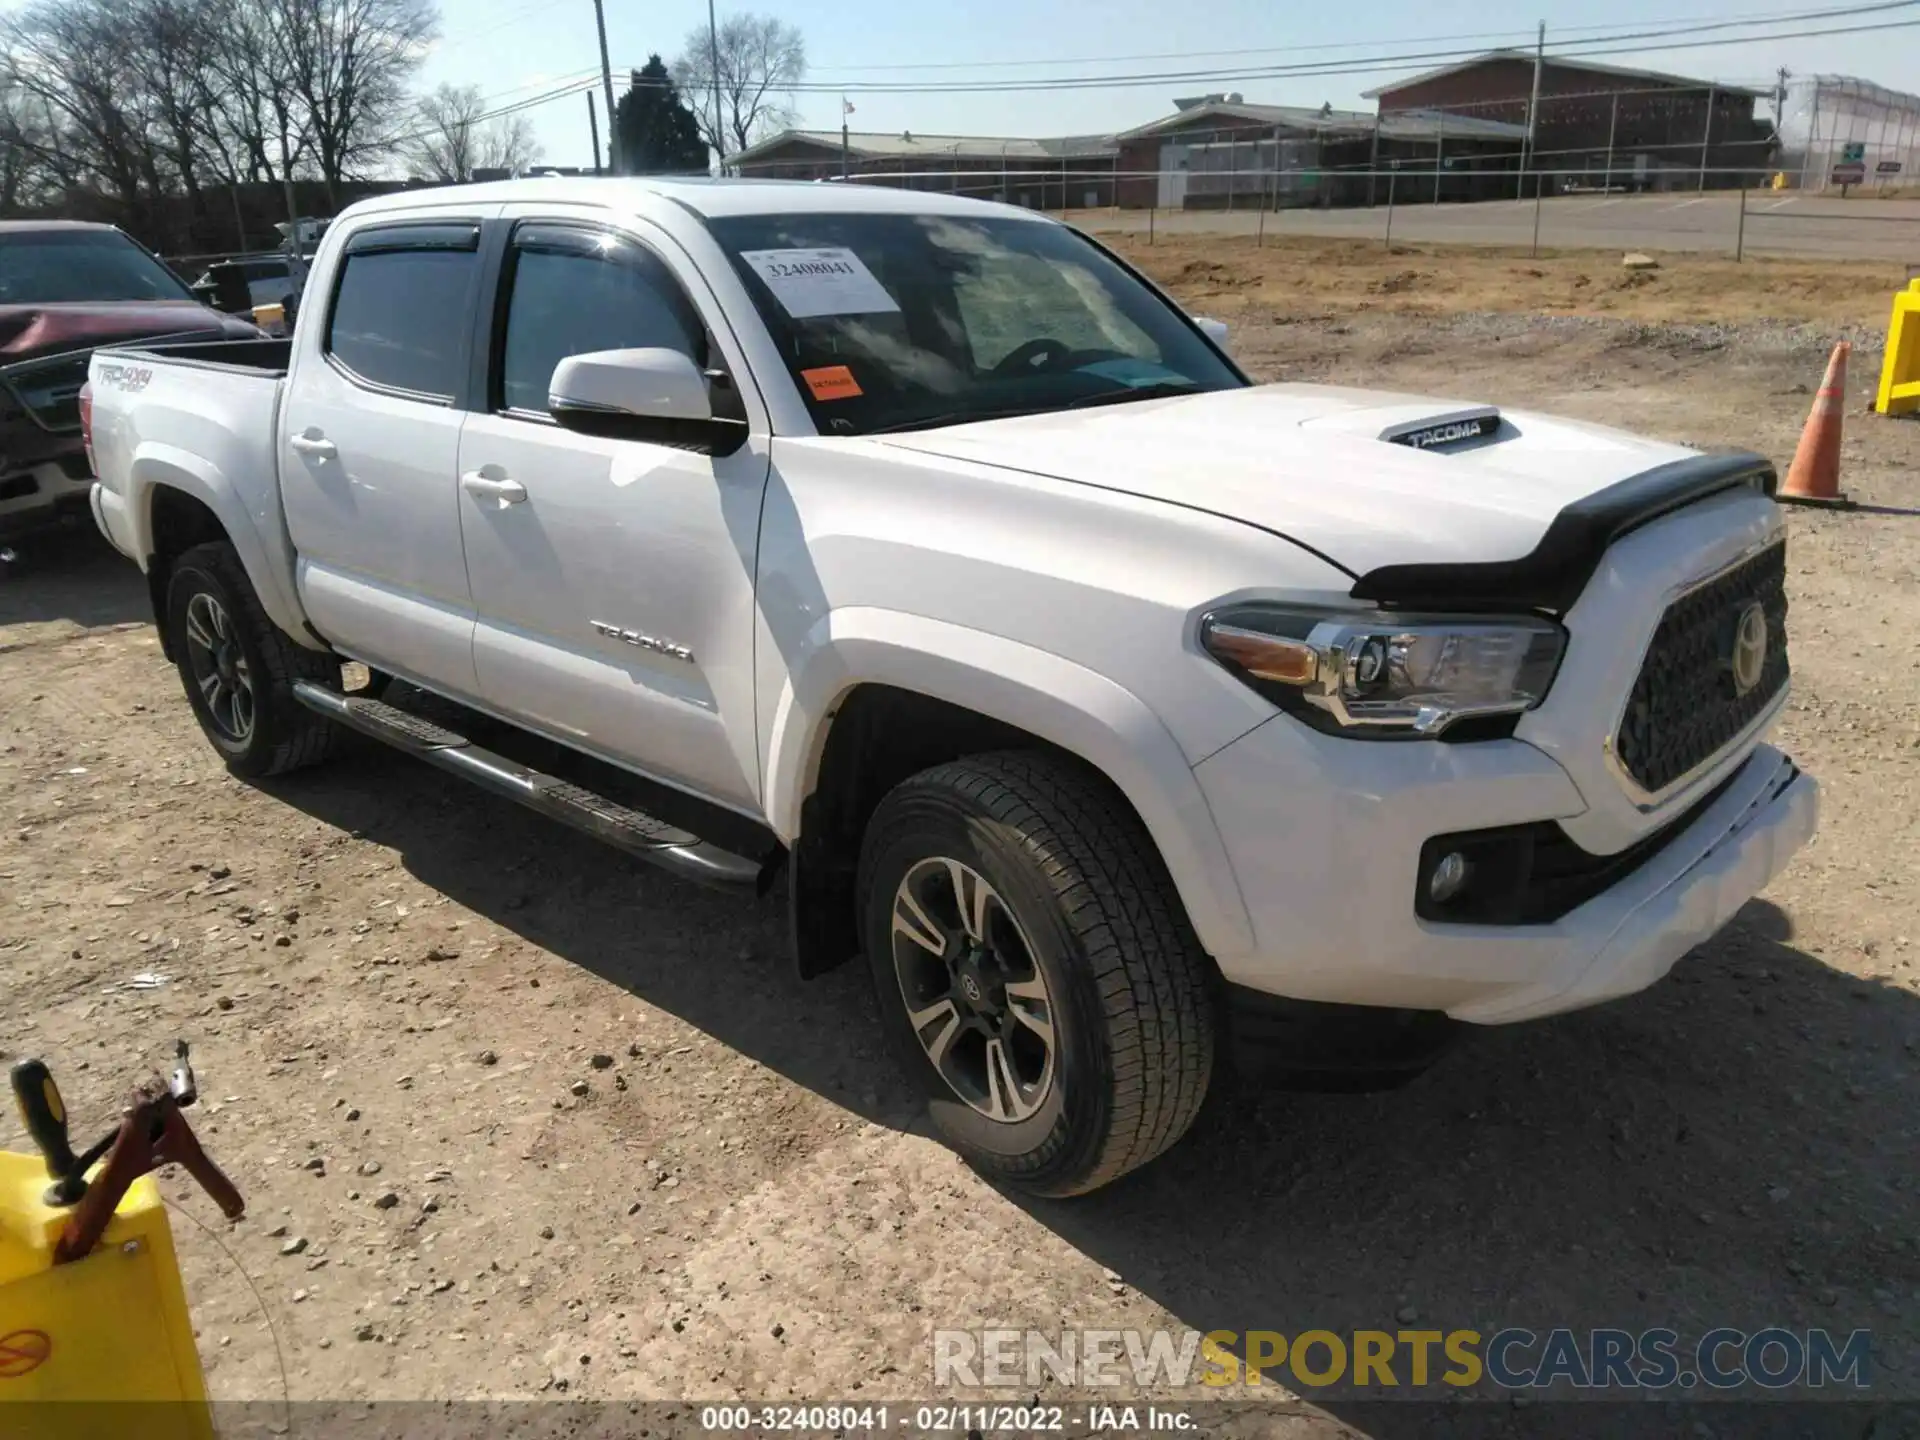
[1379,407,1504,452]
[1300,403,1507,454]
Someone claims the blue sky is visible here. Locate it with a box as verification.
[429,0,1919,167]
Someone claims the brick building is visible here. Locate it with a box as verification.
[1366,52,1777,192]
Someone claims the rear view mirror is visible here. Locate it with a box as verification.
[549,348,746,455]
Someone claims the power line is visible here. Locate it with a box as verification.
[373,73,604,154]
[431,0,554,58]
[803,0,1914,75]
[613,3,1920,98]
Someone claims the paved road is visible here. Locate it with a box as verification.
[1073,192,1920,263]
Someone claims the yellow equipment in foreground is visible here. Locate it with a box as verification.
[1875,277,1920,417]
[1,1048,241,1439]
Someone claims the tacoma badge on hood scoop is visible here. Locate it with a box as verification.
[1378,407,1504,452]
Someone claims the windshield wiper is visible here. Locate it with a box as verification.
[859,384,1205,436]
[862,405,1052,435]
[1061,381,1205,411]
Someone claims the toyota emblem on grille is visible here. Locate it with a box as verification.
[1730,601,1769,696]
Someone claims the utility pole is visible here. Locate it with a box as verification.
[592,0,619,174]
[707,0,724,173]
[588,92,603,176]
[841,97,850,179]
[1522,20,1545,200]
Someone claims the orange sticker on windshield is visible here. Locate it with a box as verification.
[802,365,862,401]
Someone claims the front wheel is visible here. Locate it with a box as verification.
[859,752,1217,1197]
[165,541,341,778]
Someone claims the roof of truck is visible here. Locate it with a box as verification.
[340,176,1047,225]
[0,219,121,235]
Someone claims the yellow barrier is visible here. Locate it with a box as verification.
[0,1151,213,1439]
[1876,278,1920,417]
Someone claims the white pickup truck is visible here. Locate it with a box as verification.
[84,178,1817,1195]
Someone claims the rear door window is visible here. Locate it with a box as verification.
[326,228,480,401]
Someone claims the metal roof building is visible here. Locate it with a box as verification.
[1112,99,1528,209]
[1366,50,1777,192]
[732,129,1121,208]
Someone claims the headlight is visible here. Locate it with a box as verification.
[1201,605,1565,738]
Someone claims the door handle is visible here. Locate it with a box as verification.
[288,433,336,460]
[460,471,527,504]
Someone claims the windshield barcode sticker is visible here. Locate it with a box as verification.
[739,247,900,319]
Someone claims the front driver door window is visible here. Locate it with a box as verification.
[497,238,707,413]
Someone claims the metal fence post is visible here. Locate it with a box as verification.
[1530,174,1544,258]
[1735,186,1748,261]
[1699,82,1716,193]
[1384,164,1396,248]
[1603,93,1618,193]
[1149,204,1155,245]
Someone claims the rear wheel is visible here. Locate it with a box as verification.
[859,751,1217,1197]
[165,541,340,778]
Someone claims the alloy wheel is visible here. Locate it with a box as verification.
[182,591,255,743]
[890,856,1056,1123]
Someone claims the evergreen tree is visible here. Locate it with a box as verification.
[614,56,708,175]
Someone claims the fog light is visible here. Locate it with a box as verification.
[1428,850,1472,904]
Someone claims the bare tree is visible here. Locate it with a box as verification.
[4,0,170,235]
[399,83,542,183]
[671,13,804,163]
[479,111,543,177]
[2,0,452,240]
[126,0,222,222]
[199,0,310,186]
[269,0,437,204]
[0,73,56,212]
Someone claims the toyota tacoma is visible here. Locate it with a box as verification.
[83,179,1817,1196]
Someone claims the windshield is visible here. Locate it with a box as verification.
[0,229,196,305]
[707,210,1244,436]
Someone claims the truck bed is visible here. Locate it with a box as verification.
[88,336,308,645]
[100,336,292,376]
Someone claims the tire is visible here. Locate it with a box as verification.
[858,751,1216,1197]
[165,540,341,778]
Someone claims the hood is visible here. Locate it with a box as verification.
[0,301,258,365]
[873,383,1702,578]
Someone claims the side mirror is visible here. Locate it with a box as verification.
[548,347,747,455]
[1193,316,1230,348]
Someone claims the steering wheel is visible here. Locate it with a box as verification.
[992,337,1073,376]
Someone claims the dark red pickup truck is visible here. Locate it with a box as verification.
[0,221,260,541]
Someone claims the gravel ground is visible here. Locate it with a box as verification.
[1,305,1916,1439]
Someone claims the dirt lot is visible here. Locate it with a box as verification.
[2,239,1917,1437]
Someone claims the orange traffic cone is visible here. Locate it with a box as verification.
[1778,342,1854,508]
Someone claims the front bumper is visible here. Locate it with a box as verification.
[1193,721,1817,1026]
[0,453,94,541]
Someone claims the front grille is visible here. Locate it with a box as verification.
[1613,540,1789,797]
[1,351,91,432]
